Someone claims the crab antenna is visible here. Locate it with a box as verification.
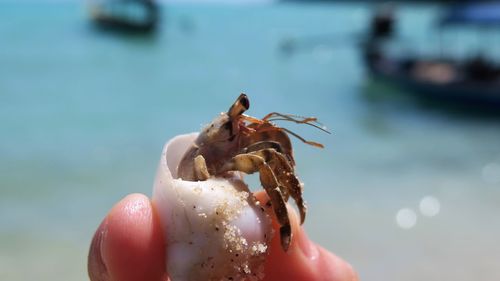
[264,112,331,134]
[228,93,250,119]
[268,117,331,134]
[281,127,325,148]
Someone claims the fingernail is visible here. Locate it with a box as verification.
[88,220,109,281]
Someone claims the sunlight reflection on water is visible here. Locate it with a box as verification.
[396,208,417,229]
[419,196,440,217]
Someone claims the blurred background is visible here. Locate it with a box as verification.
[1,0,500,280]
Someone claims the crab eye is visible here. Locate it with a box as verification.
[228,94,250,118]
[222,120,237,140]
[239,94,249,110]
[223,121,232,130]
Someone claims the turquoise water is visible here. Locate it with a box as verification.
[1,2,500,280]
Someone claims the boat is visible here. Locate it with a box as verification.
[439,2,500,27]
[89,0,159,34]
[361,4,500,109]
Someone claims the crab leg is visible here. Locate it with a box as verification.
[242,124,296,165]
[248,123,324,149]
[220,153,292,251]
[243,142,290,200]
[243,141,284,154]
[249,148,307,225]
[193,155,210,180]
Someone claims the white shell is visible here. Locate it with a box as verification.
[152,133,273,281]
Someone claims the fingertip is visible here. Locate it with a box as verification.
[253,191,358,281]
[88,193,166,281]
[316,246,359,281]
[253,191,309,279]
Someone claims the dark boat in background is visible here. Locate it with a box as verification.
[439,2,500,27]
[362,3,500,109]
[89,0,159,34]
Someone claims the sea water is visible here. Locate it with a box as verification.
[1,1,500,280]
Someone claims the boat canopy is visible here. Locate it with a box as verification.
[439,3,500,27]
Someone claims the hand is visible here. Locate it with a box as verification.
[88,193,358,281]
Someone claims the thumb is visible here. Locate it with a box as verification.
[88,194,167,281]
[254,192,358,281]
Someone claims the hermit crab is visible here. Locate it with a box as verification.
[152,94,327,281]
[178,94,327,251]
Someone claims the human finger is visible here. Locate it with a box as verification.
[88,193,167,281]
[254,191,358,281]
